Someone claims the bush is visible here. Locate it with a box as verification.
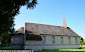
[81,42,85,45]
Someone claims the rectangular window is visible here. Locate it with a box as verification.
[52,36,55,43]
[68,37,71,43]
[42,36,46,43]
[61,37,63,44]
[75,37,77,44]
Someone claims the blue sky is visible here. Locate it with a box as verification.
[14,0,85,39]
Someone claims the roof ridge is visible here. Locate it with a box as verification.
[25,22,63,27]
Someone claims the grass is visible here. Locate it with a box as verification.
[35,46,85,52]
[0,47,11,50]
[34,49,85,52]
[0,46,84,52]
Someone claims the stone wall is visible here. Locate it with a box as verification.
[25,44,80,51]
[25,41,42,51]
[11,34,24,50]
[41,35,80,45]
[25,35,80,51]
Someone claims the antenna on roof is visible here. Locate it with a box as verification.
[63,16,67,28]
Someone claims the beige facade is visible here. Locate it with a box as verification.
[25,35,80,51]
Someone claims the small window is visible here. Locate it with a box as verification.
[75,37,77,44]
[61,37,63,44]
[52,36,55,43]
[42,36,46,43]
[68,37,71,43]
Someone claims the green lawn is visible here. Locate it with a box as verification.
[0,46,85,52]
[35,46,85,52]
[34,49,85,52]
[0,47,11,50]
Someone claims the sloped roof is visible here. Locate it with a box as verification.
[16,27,24,34]
[25,22,79,36]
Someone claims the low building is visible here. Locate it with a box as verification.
[11,17,80,51]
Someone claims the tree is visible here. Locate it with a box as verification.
[1,32,11,44]
[0,0,37,35]
[80,36,84,45]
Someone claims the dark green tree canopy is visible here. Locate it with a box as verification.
[0,0,37,35]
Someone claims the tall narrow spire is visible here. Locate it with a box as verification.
[63,16,67,28]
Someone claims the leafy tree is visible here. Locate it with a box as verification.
[80,36,84,45]
[0,0,37,35]
[1,32,11,44]
[80,36,84,43]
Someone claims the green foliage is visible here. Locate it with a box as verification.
[0,0,37,44]
[1,32,11,44]
[0,0,37,35]
[80,36,85,45]
[81,42,85,45]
